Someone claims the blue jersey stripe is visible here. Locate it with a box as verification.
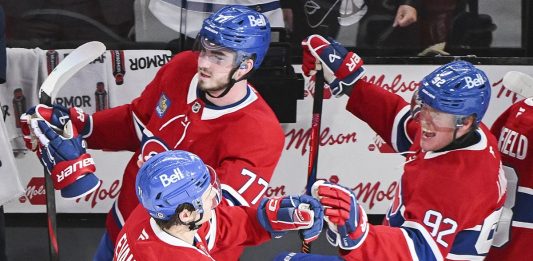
[514,190,533,224]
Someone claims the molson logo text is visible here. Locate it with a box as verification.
[362,74,419,94]
[285,127,357,155]
[19,177,46,205]
[75,180,121,208]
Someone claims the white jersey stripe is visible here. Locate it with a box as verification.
[446,253,485,260]
[513,221,533,229]
[400,228,420,261]
[390,105,411,152]
[221,184,250,207]
[518,186,533,195]
[402,221,444,261]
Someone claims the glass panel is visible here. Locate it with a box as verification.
[0,0,525,56]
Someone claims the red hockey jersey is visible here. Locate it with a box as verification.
[113,204,271,261]
[340,80,506,260]
[487,97,533,261]
[86,51,284,255]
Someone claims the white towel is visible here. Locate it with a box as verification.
[0,113,24,206]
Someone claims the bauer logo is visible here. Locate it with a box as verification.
[57,157,95,182]
[19,177,46,205]
[214,14,234,23]
[464,73,485,89]
[160,168,185,187]
[156,93,170,118]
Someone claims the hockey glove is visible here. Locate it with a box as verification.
[301,34,365,97]
[21,104,93,140]
[32,118,99,199]
[312,180,369,250]
[20,111,39,151]
[257,195,324,243]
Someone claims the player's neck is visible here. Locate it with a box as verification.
[164,225,196,245]
[206,80,248,106]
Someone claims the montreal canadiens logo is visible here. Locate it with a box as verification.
[140,138,169,162]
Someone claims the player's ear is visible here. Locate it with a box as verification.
[234,59,254,78]
[458,115,475,132]
[178,208,194,223]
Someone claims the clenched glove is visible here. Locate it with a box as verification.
[301,34,365,97]
[312,180,368,250]
[20,104,93,151]
[257,195,324,243]
[31,118,99,199]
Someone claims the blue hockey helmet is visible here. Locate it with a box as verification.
[136,150,220,221]
[418,60,491,124]
[198,5,271,69]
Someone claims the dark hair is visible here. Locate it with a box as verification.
[154,203,196,230]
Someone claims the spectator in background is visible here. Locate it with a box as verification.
[1,0,135,45]
[417,0,458,56]
[281,0,367,47]
[355,0,419,55]
[281,0,417,55]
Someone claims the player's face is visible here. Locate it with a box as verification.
[197,184,221,223]
[196,167,221,224]
[418,104,458,151]
[197,48,237,92]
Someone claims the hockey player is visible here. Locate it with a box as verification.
[21,5,284,260]
[113,150,323,261]
[281,34,506,260]
[486,95,533,260]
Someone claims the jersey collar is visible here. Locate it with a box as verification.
[424,128,488,159]
[187,73,258,120]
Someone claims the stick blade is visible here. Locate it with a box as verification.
[39,41,107,104]
[502,71,533,98]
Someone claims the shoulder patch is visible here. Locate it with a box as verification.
[156,93,170,118]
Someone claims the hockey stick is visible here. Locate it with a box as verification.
[300,68,325,253]
[38,41,106,261]
[502,71,533,98]
[39,41,106,104]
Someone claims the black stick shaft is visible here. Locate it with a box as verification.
[301,70,325,253]
[40,93,59,261]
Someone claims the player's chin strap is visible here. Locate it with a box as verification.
[205,62,252,99]
[179,212,204,231]
[452,117,464,141]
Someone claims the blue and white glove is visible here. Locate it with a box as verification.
[301,34,365,97]
[312,180,369,250]
[21,104,93,138]
[32,118,99,199]
[257,195,324,243]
